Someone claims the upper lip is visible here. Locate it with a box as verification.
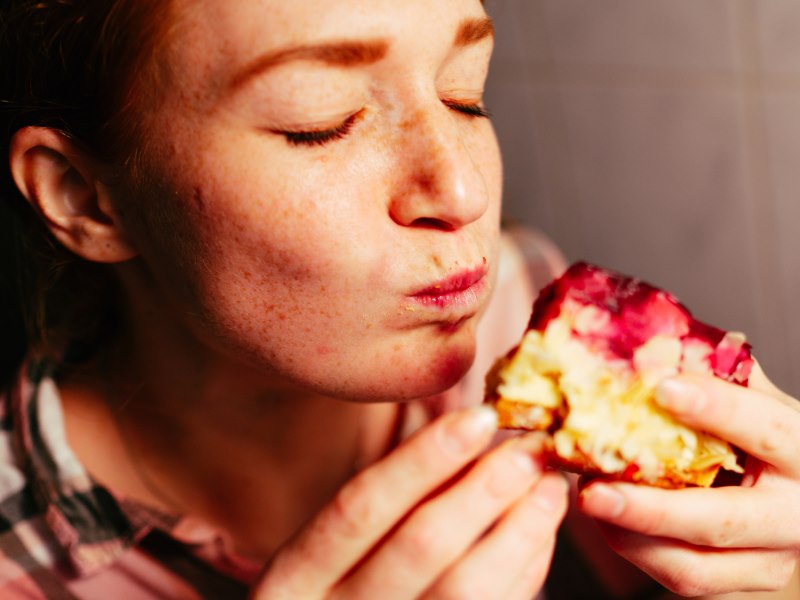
[412,266,487,297]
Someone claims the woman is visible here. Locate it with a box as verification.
[1,1,798,598]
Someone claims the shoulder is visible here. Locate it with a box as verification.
[0,362,132,595]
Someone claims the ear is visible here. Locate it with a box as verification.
[9,126,138,263]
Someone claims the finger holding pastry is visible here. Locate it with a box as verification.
[577,369,800,596]
[590,524,799,598]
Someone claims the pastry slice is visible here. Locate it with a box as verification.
[485,262,752,488]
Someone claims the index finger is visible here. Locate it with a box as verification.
[579,481,800,549]
[655,371,800,477]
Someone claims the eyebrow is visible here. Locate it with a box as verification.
[454,16,495,47]
[228,16,495,92]
[228,40,389,90]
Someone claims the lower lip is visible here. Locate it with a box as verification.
[410,276,487,310]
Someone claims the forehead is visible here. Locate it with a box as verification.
[171,0,485,37]
[166,0,489,78]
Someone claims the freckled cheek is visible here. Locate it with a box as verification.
[144,132,405,318]
[181,210,383,333]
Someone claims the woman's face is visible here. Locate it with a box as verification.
[121,0,502,401]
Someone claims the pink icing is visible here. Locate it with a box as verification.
[529,262,753,384]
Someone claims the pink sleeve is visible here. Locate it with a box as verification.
[64,548,203,600]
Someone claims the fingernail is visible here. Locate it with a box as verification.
[582,484,625,518]
[534,473,569,513]
[655,379,706,414]
[443,405,497,454]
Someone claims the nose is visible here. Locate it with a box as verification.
[387,105,490,231]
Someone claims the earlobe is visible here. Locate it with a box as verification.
[9,126,138,263]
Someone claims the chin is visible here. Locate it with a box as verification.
[333,332,478,403]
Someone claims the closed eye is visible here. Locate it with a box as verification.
[443,100,491,119]
[277,110,362,147]
[275,100,487,148]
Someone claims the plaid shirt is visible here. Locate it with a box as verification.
[0,358,264,599]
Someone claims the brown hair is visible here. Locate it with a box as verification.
[0,0,171,380]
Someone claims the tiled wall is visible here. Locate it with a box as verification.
[486,0,800,395]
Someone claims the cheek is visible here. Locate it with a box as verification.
[129,159,388,365]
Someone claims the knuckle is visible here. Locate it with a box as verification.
[330,475,381,539]
[397,511,449,565]
[694,516,740,548]
[659,558,710,597]
[663,577,705,598]
[757,416,792,456]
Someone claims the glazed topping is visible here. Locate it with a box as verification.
[529,262,753,384]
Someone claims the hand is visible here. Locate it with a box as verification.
[577,363,800,597]
[251,406,568,600]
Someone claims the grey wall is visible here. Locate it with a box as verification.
[486,0,800,395]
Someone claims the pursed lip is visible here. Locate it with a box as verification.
[409,266,488,309]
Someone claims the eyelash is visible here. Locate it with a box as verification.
[282,112,361,147]
[443,100,492,119]
[280,101,491,148]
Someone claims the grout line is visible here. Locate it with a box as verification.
[519,0,590,262]
[492,59,800,94]
[490,0,557,241]
[732,0,792,390]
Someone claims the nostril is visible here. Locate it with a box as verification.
[409,217,456,231]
